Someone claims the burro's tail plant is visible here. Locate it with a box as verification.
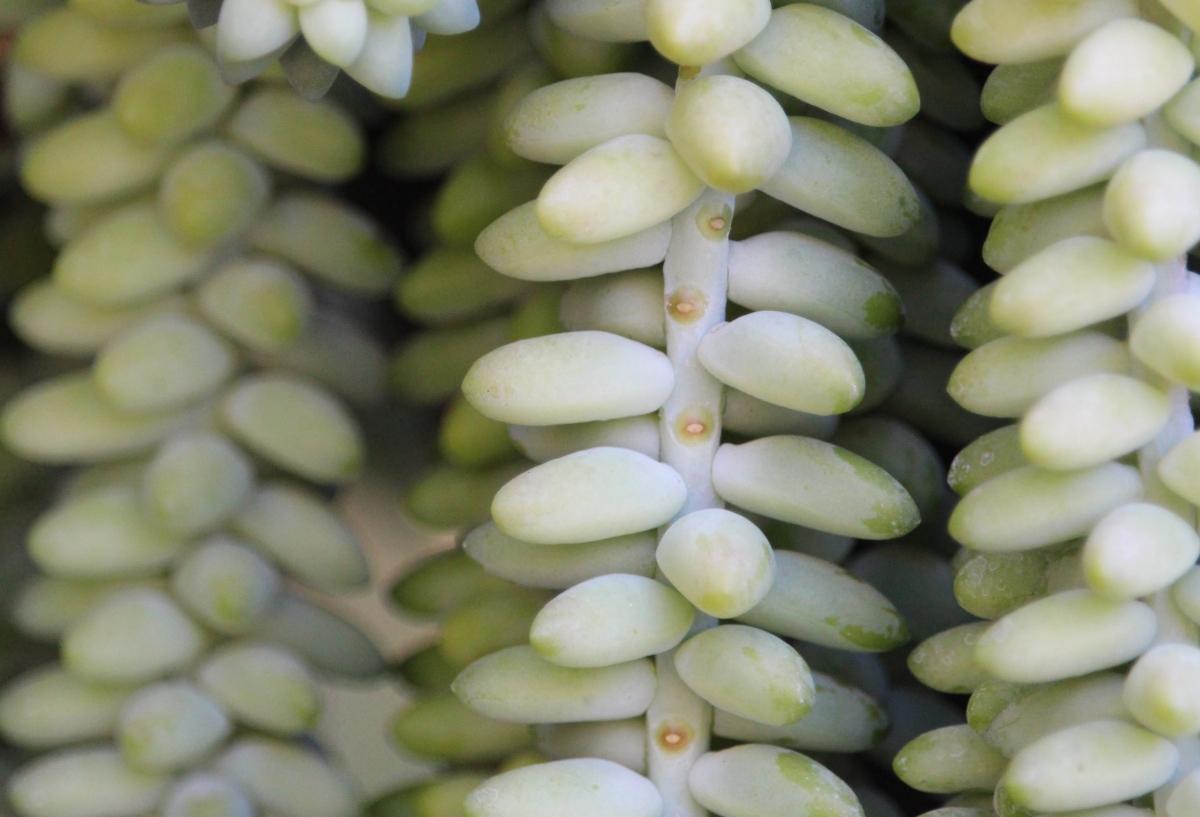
[378,5,982,792]
[895,2,1200,816]
[392,1,955,815]
[0,6,396,816]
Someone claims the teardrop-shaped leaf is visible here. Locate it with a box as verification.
[1020,374,1169,470]
[689,744,862,817]
[506,73,673,164]
[9,747,168,817]
[96,314,235,413]
[29,485,185,580]
[492,447,686,545]
[537,134,703,243]
[55,202,209,307]
[948,331,1131,418]
[700,312,864,415]
[951,0,1138,64]
[14,7,181,83]
[761,117,919,237]
[391,691,531,765]
[160,141,270,250]
[894,725,1006,794]
[198,644,319,736]
[1059,19,1192,128]
[250,194,401,294]
[665,74,791,193]
[464,523,656,589]
[452,645,656,723]
[736,550,908,651]
[233,482,367,591]
[969,103,1144,205]
[531,574,694,667]
[989,236,1154,338]
[1125,644,1200,739]
[1001,720,1176,813]
[975,590,1156,684]
[735,4,918,126]
[729,231,902,339]
[949,463,1143,552]
[647,0,770,65]
[983,184,1106,273]
[117,682,230,773]
[221,376,363,485]
[545,0,648,42]
[171,537,280,635]
[464,331,674,426]
[675,625,813,726]
[465,759,661,817]
[21,110,171,205]
[1083,503,1199,602]
[63,589,206,684]
[0,666,130,750]
[657,508,774,618]
[713,436,919,540]
[3,374,193,464]
[217,738,357,817]
[477,201,670,282]
[227,88,363,183]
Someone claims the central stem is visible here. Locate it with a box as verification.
[647,188,735,817]
[658,191,733,510]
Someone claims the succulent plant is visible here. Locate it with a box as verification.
[0,5,398,815]
[896,2,1200,816]
[372,3,1002,817]
[9,1,1200,816]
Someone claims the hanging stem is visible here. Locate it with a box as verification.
[657,190,734,509]
[646,187,735,817]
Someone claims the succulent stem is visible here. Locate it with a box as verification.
[647,188,734,817]
[657,189,734,511]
